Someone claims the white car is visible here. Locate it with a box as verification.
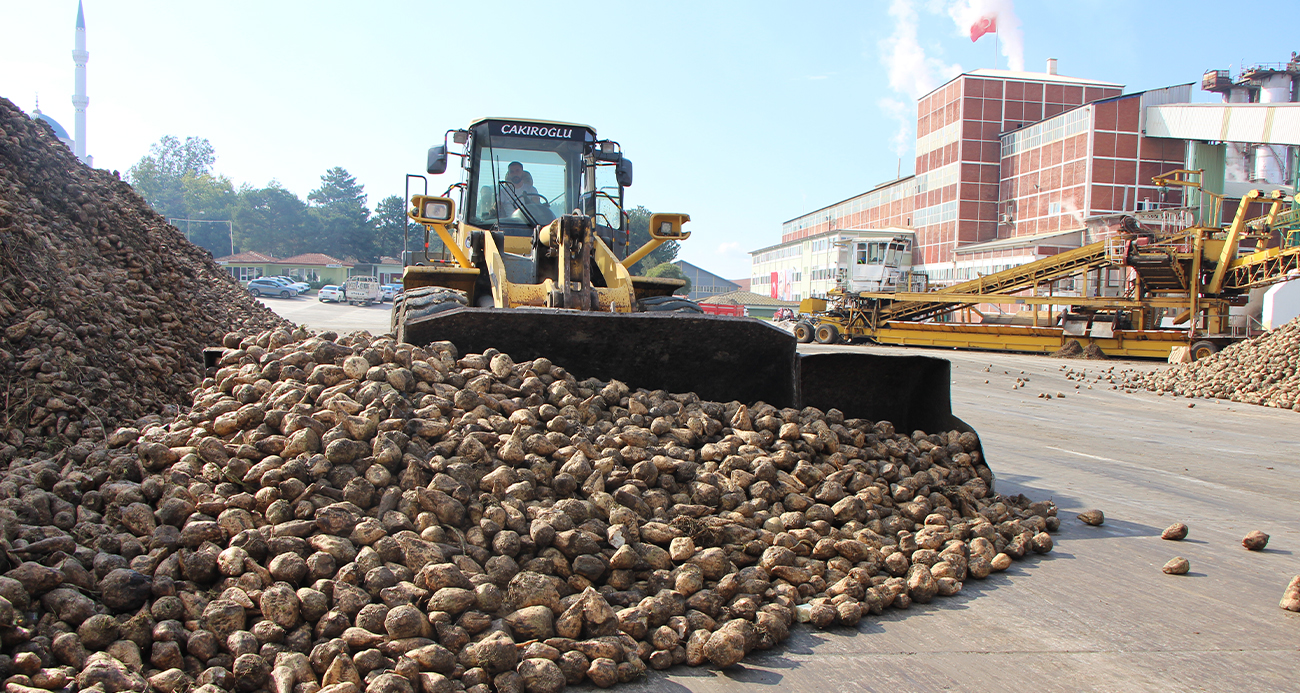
[317,285,344,303]
[380,284,402,302]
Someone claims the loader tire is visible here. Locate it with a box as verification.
[814,322,841,344]
[391,287,469,335]
[793,322,815,343]
[1189,340,1219,361]
[639,295,704,313]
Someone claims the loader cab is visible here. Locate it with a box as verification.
[457,120,619,247]
[838,235,916,293]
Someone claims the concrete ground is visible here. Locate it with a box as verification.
[256,299,1300,691]
[256,294,393,334]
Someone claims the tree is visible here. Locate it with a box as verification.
[645,262,691,295]
[232,182,315,257]
[372,195,410,259]
[126,136,216,219]
[309,167,375,261]
[127,136,237,255]
[179,173,237,255]
[625,205,679,274]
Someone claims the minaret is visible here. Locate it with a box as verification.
[71,1,91,166]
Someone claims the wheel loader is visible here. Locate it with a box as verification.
[392,117,977,439]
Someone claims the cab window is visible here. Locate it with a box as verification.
[466,130,584,231]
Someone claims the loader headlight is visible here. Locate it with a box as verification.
[648,212,691,241]
[424,201,451,221]
[409,195,456,224]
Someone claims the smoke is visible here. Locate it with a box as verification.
[1061,199,1085,224]
[878,0,962,157]
[947,0,1025,71]
[878,97,911,158]
[880,0,962,101]
[877,0,1029,159]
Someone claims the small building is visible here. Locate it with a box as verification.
[351,256,405,285]
[214,251,354,285]
[214,251,277,282]
[671,260,739,301]
[275,254,354,285]
[697,289,798,320]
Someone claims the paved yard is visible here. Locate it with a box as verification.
[256,294,392,334]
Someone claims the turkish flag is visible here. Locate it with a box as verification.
[970,15,997,42]
[770,272,779,299]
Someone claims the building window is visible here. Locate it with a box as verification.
[228,266,259,282]
[1048,202,1062,215]
[1001,106,1090,159]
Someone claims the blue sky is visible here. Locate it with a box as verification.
[2,0,1296,278]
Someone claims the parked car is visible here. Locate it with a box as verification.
[318,285,344,303]
[343,276,381,306]
[380,284,402,302]
[248,278,298,298]
[256,276,296,290]
[271,276,311,293]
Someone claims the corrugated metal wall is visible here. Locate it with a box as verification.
[1146,104,1300,145]
[1187,142,1225,224]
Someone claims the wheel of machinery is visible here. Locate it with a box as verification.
[793,321,815,343]
[1189,340,1219,361]
[814,322,840,344]
[391,287,470,334]
[638,295,704,313]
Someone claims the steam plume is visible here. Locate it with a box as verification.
[878,0,962,156]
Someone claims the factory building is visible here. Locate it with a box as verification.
[669,260,739,302]
[753,57,1300,299]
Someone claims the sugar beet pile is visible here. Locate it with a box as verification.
[0,96,288,457]
[1123,316,1300,411]
[3,330,1058,693]
[0,96,1062,693]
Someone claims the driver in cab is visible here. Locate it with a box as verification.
[497,161,539,219]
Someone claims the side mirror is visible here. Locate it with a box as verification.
[615,158,633,187]
[427,146,448,175]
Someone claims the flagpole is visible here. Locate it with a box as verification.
[994,30,999,69]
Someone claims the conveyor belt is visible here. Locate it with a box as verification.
[863,240,1114,323]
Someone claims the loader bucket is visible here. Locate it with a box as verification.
[400,308,979,458]
[400,308,798,407]
[796,351,976,436]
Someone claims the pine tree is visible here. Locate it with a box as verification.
[308,167,375,260]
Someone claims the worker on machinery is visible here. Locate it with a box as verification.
[496,161,540,219]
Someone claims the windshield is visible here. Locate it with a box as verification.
[857,241,908,266]
[885,241,906,267]
[467,132,585,231]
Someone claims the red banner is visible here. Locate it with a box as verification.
[770,272,779,299]
[970,15,997,42]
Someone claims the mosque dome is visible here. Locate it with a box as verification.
[32,108,72,144]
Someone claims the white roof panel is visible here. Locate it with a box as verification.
[1145,103,1300,145]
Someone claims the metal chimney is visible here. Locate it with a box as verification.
[1046,58,1058,75]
